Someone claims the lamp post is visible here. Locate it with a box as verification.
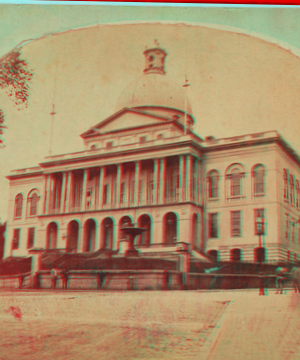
[256,217,265,295]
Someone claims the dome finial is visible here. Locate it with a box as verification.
[143,42,167,75]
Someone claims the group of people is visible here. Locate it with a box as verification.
[50,267,69,290]
[275,266,300,294]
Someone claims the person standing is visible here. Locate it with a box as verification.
[51,267,58,290]
[275,267,287,294]
[290,267,300,293]
[61,268,69,290]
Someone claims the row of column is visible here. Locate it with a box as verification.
[43,155,202,215]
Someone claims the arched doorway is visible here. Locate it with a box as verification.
[119,216,133,240]
[164,212,178,244]
[255,247,265,263]
[192,213,201,249]
[102,217,114,249]
[47,222,58,249]
[138,214,151,245]
[67,220,79,253]
[208,250,219,262]
[84,219,96,252]
[230,248,241,262]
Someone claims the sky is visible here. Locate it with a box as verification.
[2,3,300,221]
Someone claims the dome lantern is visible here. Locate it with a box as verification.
[143,47,167,75]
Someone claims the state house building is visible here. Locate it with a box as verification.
[4,46,300,264]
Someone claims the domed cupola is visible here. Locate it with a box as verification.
[143,47,167,75]
[115,42,194,129]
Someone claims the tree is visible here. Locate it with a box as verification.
[0,48,34,146]
[0,222,6,260]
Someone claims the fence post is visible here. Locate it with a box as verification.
[28,248,44,289]
[176,246,190,290]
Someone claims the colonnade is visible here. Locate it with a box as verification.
[43,155,202,215]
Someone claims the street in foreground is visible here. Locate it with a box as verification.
[0,290,299,359]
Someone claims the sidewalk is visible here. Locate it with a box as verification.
[205,290,300,360]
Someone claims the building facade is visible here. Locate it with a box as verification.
[4,47,300,264]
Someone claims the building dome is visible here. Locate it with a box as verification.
[115,46,192,115]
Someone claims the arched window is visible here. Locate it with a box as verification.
[231,169,242,196]
[27,190,40,216]
[207,170,219,199]
[157,134,164,140]
[253,164,265,195]
[14,194,23,218]
[230,248,241,262]
[283,169,289,201]
[207,250,219,262]
[226,164,245,200]
[255,247,265,263]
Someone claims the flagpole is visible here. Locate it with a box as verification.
[182,78,190,136]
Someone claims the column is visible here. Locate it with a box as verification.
[135,161,141,206]
[186,155,193,202]
[153,159,159,205]
[98,166,105,208]
[44,175,50,214]
[60,172,67,213]
[194,160,199,204]
[81,169,88,211]
[49,175,54,212]
[66,172,72,212]
[160,158,167,204]
[117,163,123,207]
[179,156,186,202]
[128,169,131,206]
[198,159,202,205]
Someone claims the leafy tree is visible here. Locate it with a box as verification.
[0,48,34,146]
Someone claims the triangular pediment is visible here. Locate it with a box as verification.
[81,108,170,138]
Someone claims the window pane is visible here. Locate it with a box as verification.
[209,213,218,238]
[13,229,20,250]
[27,228,35,248]
[231,211,241,236]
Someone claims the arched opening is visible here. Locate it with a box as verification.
[192,213,201,249]
[137,214,151,245]
[119,216,133,241]
[47,222,58,249]
[230,248,241,262]
[83,219,96,252]
[102,217,114,249]
[164,212,178,244]
[255,247,265,263]
[14,194,23,218]
[67,220,79,253]
[27,189,40,216]
[207,250,219,262]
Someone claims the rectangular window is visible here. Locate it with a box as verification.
[103,184,109,204]
[12,229,20,250]
[292,218,296,243]
[121,182,125,203]
[231,176,241,196]
[139,136,147,144]
[255,209,265,235]
[139,180,143,203]
[27,227,35,248]
[106,141,113,149]
[209,213,218,238]
[231,211,241,237]
[285,213,289,240]
[131,180,135,203]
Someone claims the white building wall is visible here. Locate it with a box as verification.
[204,143,279,263]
